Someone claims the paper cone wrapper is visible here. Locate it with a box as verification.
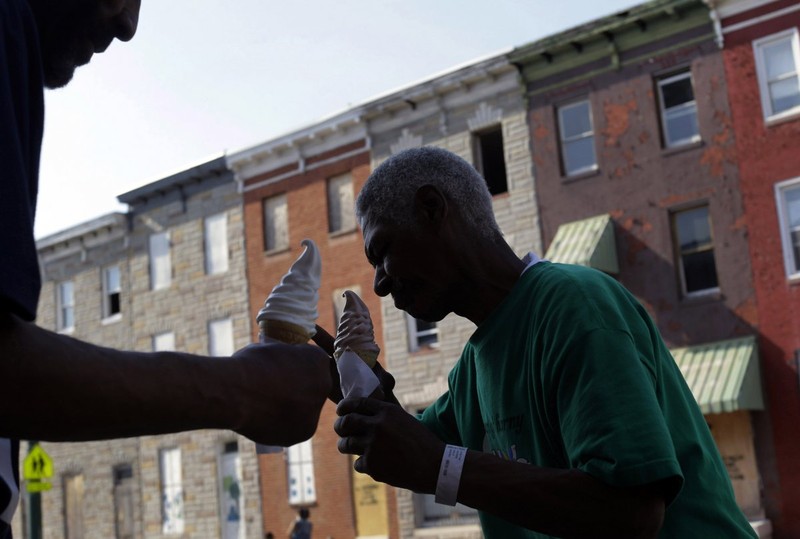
[260,319,312,345]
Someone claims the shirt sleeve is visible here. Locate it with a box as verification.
[552,327,684,502]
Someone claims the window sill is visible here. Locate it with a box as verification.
[329,227,358,239]
[661,139,704,156]
[562,167,601,184]
[680,288,723,305]
[413,523,482,537]
[264,246,290,257]
[764,108,800,128]
[409,344,440,355]
[101,314,122,325]
[57,327,75,335]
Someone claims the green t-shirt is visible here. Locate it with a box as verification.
[421,262,756,538]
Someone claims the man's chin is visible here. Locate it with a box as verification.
[43,64,76,89]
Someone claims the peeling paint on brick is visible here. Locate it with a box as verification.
[602,98,638,147]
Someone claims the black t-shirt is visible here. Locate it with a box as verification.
[0,0,45,536]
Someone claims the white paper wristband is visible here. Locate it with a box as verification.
[434,444,467,506]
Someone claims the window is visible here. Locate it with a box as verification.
[776,178,800,279]
[407,316,439,352]
[286,439,316,505]
[327,173,356,234]
[113,465,134,539]
[57,280,75,331]
[473,126,508,195]
[263,194,289,252]
[153,331,176,352]
[209,318,235,357]
[672,206,719,297]
[149,232,171,290]
[218,441,245,539]
[205,212,229,275]
[754,29,800,120]
[558,100,597,176]
[657,70,700,147]
[102,266,121,319]
[159,448,185,535]
[63,474,85,539]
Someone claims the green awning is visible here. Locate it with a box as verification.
[544,214,619,274]
[671,336,764,415]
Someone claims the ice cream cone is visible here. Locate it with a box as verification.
[260,319,313,345]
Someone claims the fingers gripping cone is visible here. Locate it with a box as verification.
[255,239,321,454]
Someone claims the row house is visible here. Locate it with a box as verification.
[227,110,395,539]
[510,0,767,535]
[712,0,800,536]
[17,157,264,539]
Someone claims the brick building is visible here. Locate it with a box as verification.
[228,110,397,539]
[16,157,264,539]
[510,0,769,535]
[711,0,800,536]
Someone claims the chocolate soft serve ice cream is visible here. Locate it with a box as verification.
[334,290,380,368]
[334,290,381,399]
[256,238,320,344]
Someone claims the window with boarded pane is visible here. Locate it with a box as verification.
[263,194,289,252]
[558,100,597,176]
[472,126,508,195]
[63,473,85,539]
[153,331,175,352]
[149,232,171,290]
[657,70,700,147]
[103,265,121,319]
[754,29,800,120]
[672,206,719,296]
[159,448,185,535]
[57,280,75,331]
[776,178,800,279]
[286,439,316,505]
[204,212,229,275]
[218,441,245,539]
[209,318,235,357]
[327,173,356,234]
[113,465,135,539]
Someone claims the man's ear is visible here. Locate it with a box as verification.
[414,185,447,227]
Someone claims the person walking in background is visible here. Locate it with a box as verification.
[287,508,312,539]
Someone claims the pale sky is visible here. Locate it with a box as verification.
[35,0,639,239]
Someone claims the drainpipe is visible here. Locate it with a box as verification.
[704,0,725,49]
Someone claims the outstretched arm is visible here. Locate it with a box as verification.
[334,397,667,539]
[0,311,331,446]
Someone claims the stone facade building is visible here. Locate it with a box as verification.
[17,157,264,539]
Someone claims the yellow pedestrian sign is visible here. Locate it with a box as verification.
[23,443,54,492]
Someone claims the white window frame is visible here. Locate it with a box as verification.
[657,70,701,147]
[286,439,316,505]
[159,447,185,535]
[218,441,245,539]
[557,99,598,177]
[209,317,235,357]
[753,28,800,122]
[776,176,800,280]
[327,172,356,235]
[263,194,289,253]
[57,280,75,333]
[204,212,229,275]
[149,232,172,291]
[406,315,439,352]
[153,331,176,352]
[672,205,720,298]
[102,265,122,322]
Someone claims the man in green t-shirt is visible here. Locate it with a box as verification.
[333,147,756,538]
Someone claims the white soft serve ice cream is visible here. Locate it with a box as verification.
[334,290,380,364]
[256,238,320,337]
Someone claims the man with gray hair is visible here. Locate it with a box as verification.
[334,147,755,537]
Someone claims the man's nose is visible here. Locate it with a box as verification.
[112,0,141,42]
[373,266,391,297]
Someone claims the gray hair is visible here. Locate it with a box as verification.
[356,147,502,240]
